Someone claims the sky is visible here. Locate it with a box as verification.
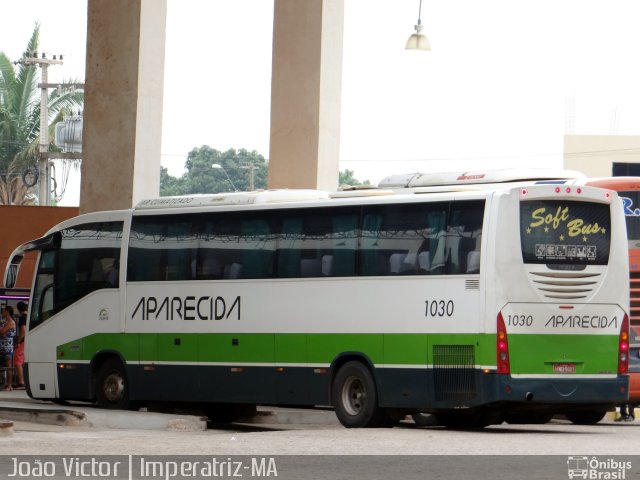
[2,0,640,206]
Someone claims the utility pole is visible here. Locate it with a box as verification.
[242,163,257,191]
[16,52,63,206]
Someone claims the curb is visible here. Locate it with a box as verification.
[239,407,339,426]
[0,420,14,437]
[0,389,333,430]
[0,406,89,426]
[0,404,207,431]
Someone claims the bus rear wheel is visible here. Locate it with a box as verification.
[566,410,607,425]
[96,358,132,410]
[333,361,386,428]
[435,409,502,429]
[504,412,553,425]
[412,413,438,427]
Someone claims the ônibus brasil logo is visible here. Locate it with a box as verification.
[567,456,632,479]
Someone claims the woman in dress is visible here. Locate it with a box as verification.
[0,306,17,391]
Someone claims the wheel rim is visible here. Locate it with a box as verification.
[341,375,367,416]
[103,371,125,403]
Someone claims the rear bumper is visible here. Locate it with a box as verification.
[489,374,629,410]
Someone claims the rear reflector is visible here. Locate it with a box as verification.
[497,313,510,374]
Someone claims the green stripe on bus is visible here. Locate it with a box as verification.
[59,332,498,366]
[58,332,620,374]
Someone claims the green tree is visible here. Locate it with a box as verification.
[160,146,268,196]
[159,166,184,196]
[339,169,370,187]
[0,23,84,204]
[160,147,372,195]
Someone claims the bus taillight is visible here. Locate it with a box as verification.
[497,313,510,374]
[619,314,630,374]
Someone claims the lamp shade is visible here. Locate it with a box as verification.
[405,33,431,51]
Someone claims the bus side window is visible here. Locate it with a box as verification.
[425,211,447,274]
[279,208,357,278]
[329,213,357,277]
[128,218,163,281]
[446,201,484,274]
[29,250,55,331]
[278,216,303,278]
[362,205,445,276]
[56,222,123,310]
[241,218,275,279]
[198,253,222,279]
[162,219,198,281]
[360,214,384,275]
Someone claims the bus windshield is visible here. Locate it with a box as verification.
[520,200,611,266]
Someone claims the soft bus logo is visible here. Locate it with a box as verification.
[131,295,241,321]
[528,206,606,238]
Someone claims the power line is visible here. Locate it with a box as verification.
[340,147,640,163]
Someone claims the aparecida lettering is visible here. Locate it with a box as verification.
[131,295,241,321]
[544,315,617,329]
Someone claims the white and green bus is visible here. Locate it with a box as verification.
[4,171,631,428]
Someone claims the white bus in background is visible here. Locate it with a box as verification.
[4,169,630,428]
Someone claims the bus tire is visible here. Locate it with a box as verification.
[412,412,438,427]
[504,413,553,425]
[333,361,385,428]
[96,357,132,410]
[566,410,607,425]
[436,409,502,429]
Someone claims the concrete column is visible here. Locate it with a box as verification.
[80,0,166,213]
[269,0,344,192]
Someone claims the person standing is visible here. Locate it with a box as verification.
[618,404,636,422]
[0,306,16,391]
[13,302,27,389]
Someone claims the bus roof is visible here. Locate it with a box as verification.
[132,169,596,211]
[129,168,630,214]
[378,168,586,188]
[583,176,640,191]
[135,190,332,209]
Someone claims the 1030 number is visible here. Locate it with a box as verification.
[506,314,533,327]
[425,300,454,318]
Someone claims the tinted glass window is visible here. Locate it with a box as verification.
[129,213,277,281]
[520,200,610,265]
[361,200,484,275]
[55,222,123,313]
[127,201,485,281]
[278,207,358,277]
[198,215,276,279]
[128,216,198,281]
[30,250,55,330]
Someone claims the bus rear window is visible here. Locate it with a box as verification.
[520,200,610,265]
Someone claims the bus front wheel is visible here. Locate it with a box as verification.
[96,358,132,410]
[333,361,386,428]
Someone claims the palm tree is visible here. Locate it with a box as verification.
[0,22,84,205]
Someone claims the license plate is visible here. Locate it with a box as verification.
[553,363,576,374]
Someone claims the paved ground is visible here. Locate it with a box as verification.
[0,389,638,457]
[0,389,340,430]
[1,391,638,480]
